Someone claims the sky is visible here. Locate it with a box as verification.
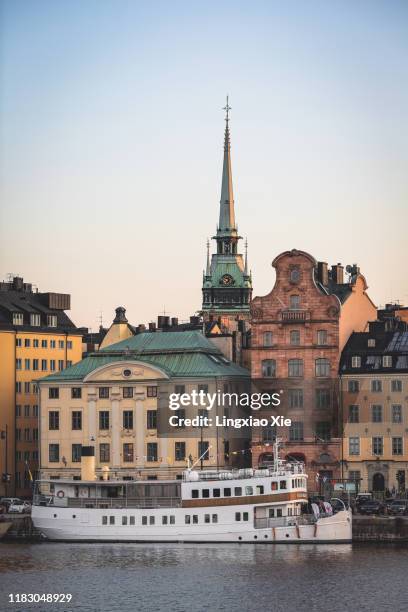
[1,0,407,330]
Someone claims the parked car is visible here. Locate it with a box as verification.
[8,500,31,514]
[388,500,408,516]
[358,499,384,515]
[355,493,372,508]
[383,498,395,513]
[0,497,22,511]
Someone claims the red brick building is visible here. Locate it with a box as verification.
[249,249,376,490]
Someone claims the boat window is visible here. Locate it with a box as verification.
[192,490,199,499]
[245,486,253,496]
[277,509,282,517]
[256,485,264,495]
[170,516,175,524]
[212,514,218,523]
[269,509,275,518]
[202,489,210,498]
[142,516,147,525]
[223,488,231,497]
[185,515,191,524]
[243,512,249,521]
[193,515,198,524]
[102,516,107,525]
[130,516,135,525]
[109,516,115,525]
[205,514,210,523]
[149,516,155,525]
[162,516,168,525]
[234,487,242,496]
[235,512,241,521]
[288,508,292,516]
[271,482,278,491]
[279,481,287,490]
[213,488,221,497]
[122,516,128,525]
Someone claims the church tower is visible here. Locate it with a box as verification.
[202,98,252,325]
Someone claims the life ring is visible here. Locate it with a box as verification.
[56,490,65,498]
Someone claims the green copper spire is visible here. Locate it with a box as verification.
[219,96,236,233]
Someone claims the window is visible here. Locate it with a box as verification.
[147,410,157,429]
[72,444,82,463]
[288,359,303,377]
[24,405,30,417]
[290,330,300,346]
[16,382,21,393]
[58,340,64,348]
[256,485,264,495]
[24,382,30,393]
[33,339,39,348]
[67,340,72,349]
[49,444,59,462]
[315,389,331,411]
[142,516,148,525]
[130,516,135,525]
[392,437,403,456]
[175,442,186,461]
[123,387,133,399]
[202,489,210,499]
[191,490,199,499]
[392,405,402,423]
[289,422,304,441]
[234,487,242,496]
[123,443,134,462]
[46,315,57,327]
[352,356,361,368]
[262,425,277,442]
[317,330,328,345]
[58,360,64,370]
[33,405,39,417]
[49,411,59,430]
[371,380,382,392]
[16,429,21,441]
[290,267,300,283]
[16,405,21,417]
[224,488,231,497]
[348,405,359,423]
[25,359,30,370]
[279,481,287,490]
[368,338,375,347]
[213,488,221,498]
[24,338,30,347]
[289,295,300,309]
[175,385,185,394]
[349,437,360,455]
[109,516,115,525]
[349,470,361,482]
[67,360,72,368]
[212,514,218,523]
[372,437,383,456]
[41,339,48,348]
[16,358,22,370]
[121,410,133,429]
[33,359,39,371]
[16,338,22,346]
[33,428,38,441]
[235,512,241,521]
[149,516,155,525]
[99,387,109,399]
[41,359,48,371]
[147,386,157,397]
[24,428,30,441]
[372,405,382,423]
[71,387,82,399]
[204,514,210,524]
[50,340,56,348]
[263,331,273,347]
[288,389,303,409]
[50,360,56,371]
[13,312,24,325]
[198,441,209,460]
[49,387,59,399]
[315,358,330,377]
[316,422,331,441]
[147,443,158,462]
[391,380,402,393]
[262,359,276,377]
[99,443,110,462]
[383,355,392,368]
[99,411,109,430]
[348,380,359,393]
[72,411,82,430]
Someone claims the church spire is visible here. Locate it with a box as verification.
[219,96,236,232]
[206,238,210,276]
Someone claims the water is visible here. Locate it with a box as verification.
[0,543,407,612]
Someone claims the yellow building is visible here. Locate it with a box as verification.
[340,318,408,494]
[0,276,82,498]
[38,331,251,481]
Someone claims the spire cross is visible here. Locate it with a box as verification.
[223,96,231,124]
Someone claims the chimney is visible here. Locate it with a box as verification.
[171,317,179,327]
[81,446,96,481]
[12,277,24,291]
[317,262,328,286]
[148,322,156,332]
[157,316,170,328]
[331,263,344,285]
[190,316,200,326]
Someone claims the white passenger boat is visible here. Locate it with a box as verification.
[32,441,352,543]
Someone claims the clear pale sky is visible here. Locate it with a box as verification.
[1,1,407,330]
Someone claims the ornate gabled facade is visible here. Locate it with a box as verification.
[202,99,252,325]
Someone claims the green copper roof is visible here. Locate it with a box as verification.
[40,331,250,382]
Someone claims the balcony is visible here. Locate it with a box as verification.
[280,310,309,323]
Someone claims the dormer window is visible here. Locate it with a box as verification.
[383,355,392,368]
[30,313,41,327]
[351,356,361,368]
[289,295,300,310]
[12,312,23,326]
[368,339,375,347]
[47,315,57,327]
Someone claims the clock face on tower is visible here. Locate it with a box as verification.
[220,274,234,286]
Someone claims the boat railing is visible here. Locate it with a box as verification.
[33,495,181,509]
[183,464,305,482]
[254,513,332,529]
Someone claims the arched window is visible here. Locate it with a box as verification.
[263,331,273,347]
[288,359,303,377]
[315,358,330,377]
[262,359,276,378]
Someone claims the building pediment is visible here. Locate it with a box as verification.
[83,360,169,383]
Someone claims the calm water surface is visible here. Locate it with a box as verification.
[0,543,407,612]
